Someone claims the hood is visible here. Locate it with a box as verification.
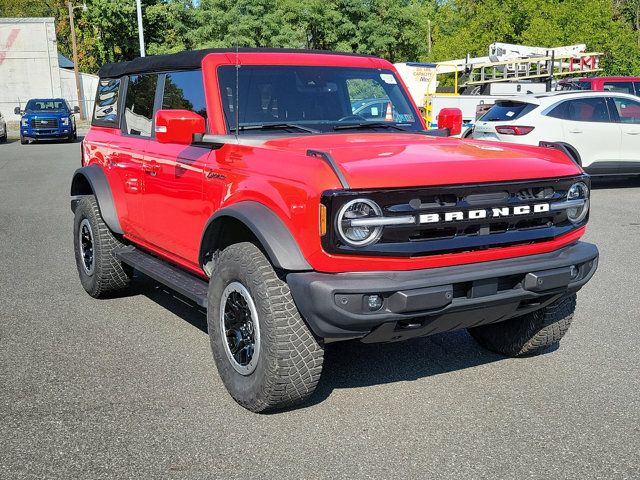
[260,133,582,189]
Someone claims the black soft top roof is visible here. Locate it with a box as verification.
[98,48,376,78]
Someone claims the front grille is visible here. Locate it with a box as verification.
[31,118,59,129]
[322,176,588,257]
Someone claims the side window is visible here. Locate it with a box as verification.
[634,82,640,96]
[563,98,611,123]
[611,97,640,124]
[123,74,158,137]
[603,81,634,94]
[162,70,207,120]
[93,78,121,126]
[547,101,569,119]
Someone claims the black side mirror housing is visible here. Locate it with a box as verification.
[14,107,22,115]
[73,106,80,114]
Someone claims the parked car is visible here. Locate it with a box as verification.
[0,111,6,142]
[71,49,598,412]
[557,76,640,96]
[15,98,79,144]
[472,91,640,175]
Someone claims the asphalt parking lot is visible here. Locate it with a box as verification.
[1,138,639,479]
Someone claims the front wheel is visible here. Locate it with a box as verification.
[20,135,27,145]
[207,242,324,413]
[468,293,576,357]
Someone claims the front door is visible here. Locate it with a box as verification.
[559,97,621,170]
[609,96,640,173]
[141,70,219,266]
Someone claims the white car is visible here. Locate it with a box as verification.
[472,91,640,175]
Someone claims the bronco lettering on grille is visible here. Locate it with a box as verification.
[419,203,550,224]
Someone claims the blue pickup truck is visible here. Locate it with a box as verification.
[15,98,79,144]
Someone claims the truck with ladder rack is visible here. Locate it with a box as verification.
[395,43,603,137]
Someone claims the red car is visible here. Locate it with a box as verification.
[71,49,598,412]
[557,76,640,96]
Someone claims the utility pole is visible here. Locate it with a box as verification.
[67,2,87,119]
[136,0,146,57]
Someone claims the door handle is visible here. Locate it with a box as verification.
[625,131,640,135]
[143,161,159,176]
[568,129,583,134]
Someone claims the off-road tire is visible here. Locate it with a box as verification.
[207,242,324,413]
[468,293,576,357]
[73,195,132,297]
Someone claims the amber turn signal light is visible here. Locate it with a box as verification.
[319,204,327,236]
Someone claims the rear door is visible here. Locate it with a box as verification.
[141,70,217,265]
[108,74,158,239]
[609,96,640,172]
[555,97,621,170]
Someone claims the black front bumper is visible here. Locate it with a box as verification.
[287,242,598,343]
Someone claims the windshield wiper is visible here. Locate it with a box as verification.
[333,122,412,131]
[238,123,319,133]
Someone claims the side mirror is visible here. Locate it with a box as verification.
[74,106,80,114]
[14,106,22,115]
[437,108,463,136]
[154,109,206,144]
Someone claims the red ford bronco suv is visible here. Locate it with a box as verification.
[71,49,598,412]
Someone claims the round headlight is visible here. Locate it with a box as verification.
[337,199,383,247]
[566,182,589,223]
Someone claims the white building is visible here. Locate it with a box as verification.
[0,17,97,121]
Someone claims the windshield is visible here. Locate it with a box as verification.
[217,65,422,133]
[558,81,592,91]
[25,99,68,112]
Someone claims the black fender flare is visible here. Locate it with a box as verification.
[70,164,123,234]
[200,201,312,271]
[538,141,582,166]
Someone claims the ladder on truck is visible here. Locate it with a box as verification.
[466,52,602,85]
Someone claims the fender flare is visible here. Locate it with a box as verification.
[539,141,582,166]
[70,164,123,234]
[200,201,312,271]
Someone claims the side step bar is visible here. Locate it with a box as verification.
[115,246,209,307]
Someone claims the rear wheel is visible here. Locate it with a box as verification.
[207,242,324,413]
[468,294,576,357]
[73,195,132,297]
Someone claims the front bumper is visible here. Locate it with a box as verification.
[21,128,71,139]
[287,241,598,343]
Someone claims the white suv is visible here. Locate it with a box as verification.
[472,91,640,175]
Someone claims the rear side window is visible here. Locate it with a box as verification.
[162,70,207,120]
[634,82,640,96]
[93,78,121,127]
[548,97,611,123]
[480,102,534,121]
[123,74,158,137]
[610,97,640,124]
[603,81,634,94]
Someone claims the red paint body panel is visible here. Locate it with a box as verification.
[83,52,587,275]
